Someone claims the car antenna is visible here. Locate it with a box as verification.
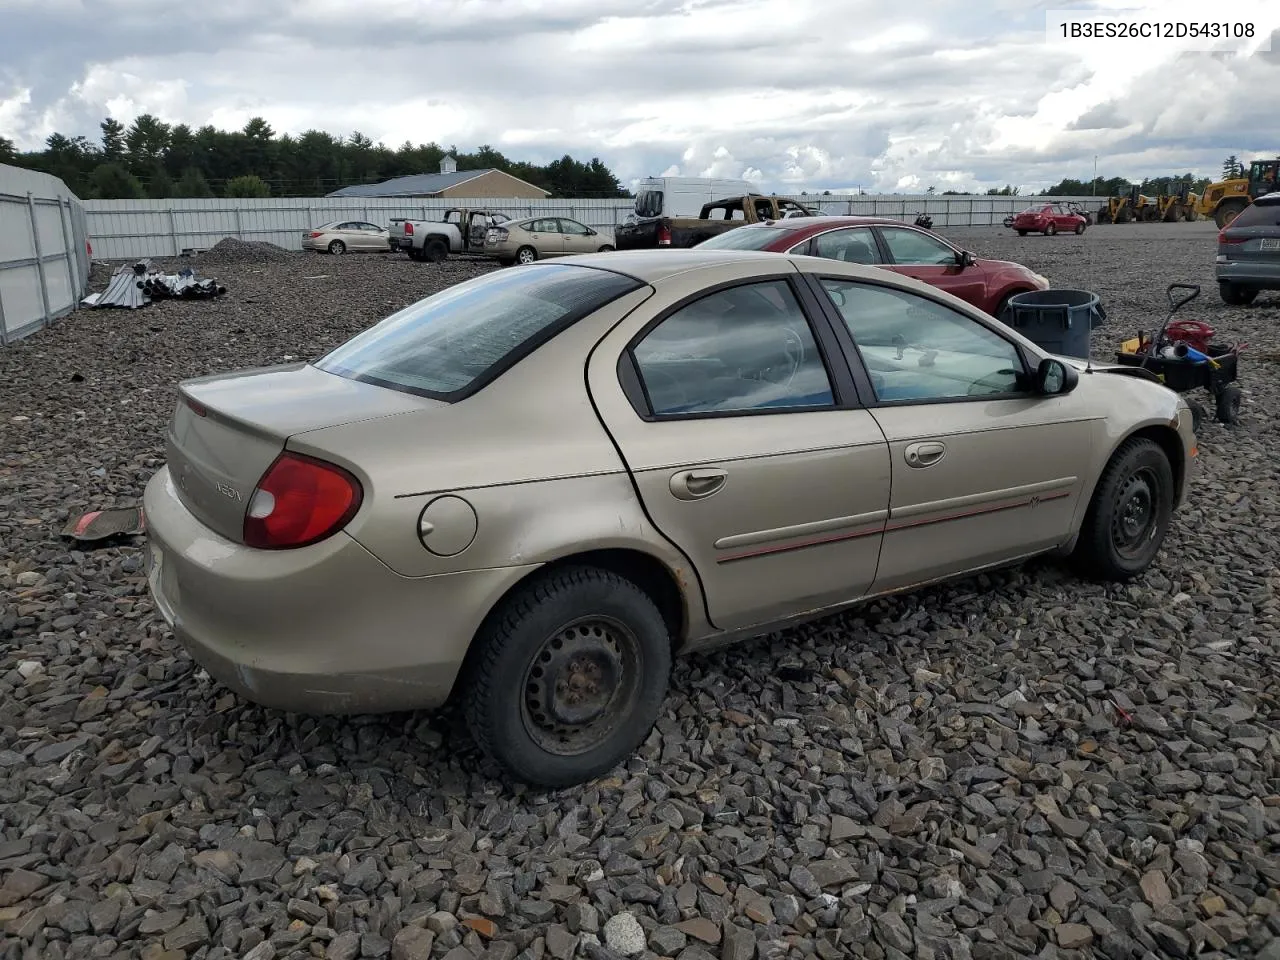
[1084,196,1095,375]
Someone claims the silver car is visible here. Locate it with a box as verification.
[302,221,391,255]
[485,216,615,265]
[1217,192,1280,305]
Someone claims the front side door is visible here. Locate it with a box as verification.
[356,222,384,250]
[875,225,989,308]
[557,218,597,254]
[586,265,892,632]
[807,274,1100,593]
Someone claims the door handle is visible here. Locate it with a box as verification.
[669,468,728,501]
[904,441,946,468]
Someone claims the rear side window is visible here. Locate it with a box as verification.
[316,264,642,400]
[1230,200,1280,228]
[695,226,793,249]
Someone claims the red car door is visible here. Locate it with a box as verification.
[875,225,990,310]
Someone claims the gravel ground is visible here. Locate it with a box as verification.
[1,227,1278,960]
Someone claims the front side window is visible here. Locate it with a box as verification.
[878,227,958,265]
[316,264,642,399]
[808,227,882,264]
[632,280,835,416]
[819,279,1026,402]
[560,219,591,235]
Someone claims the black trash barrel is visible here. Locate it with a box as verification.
[999,289,1106,360]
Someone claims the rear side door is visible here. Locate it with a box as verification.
[804,273,1098,592]
[875,225,988,308]
[527,218,564,256]
[586,263,892,632]
[790,226,884,265]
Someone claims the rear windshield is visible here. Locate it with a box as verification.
[315,264,642,400]
[635,190,663,218]
[1230,199,1280,228]
[695,226,794,250]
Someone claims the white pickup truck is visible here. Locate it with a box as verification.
[389,207,512,262]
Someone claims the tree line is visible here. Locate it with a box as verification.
[0,116,631,200]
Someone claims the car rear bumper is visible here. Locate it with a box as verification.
[1216,260,1280,287]
[143,466,539,715]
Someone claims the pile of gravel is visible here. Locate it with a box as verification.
[1,227,1278,960]
[197,236,296,266]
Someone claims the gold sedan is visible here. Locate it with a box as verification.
[485,216,615,265]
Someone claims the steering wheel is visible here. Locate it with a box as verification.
[755,326,804,387]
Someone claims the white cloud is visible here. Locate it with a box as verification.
[1,0,1277,192]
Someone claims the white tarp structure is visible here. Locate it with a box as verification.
[0,163,90,345]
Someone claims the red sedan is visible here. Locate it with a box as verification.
[1010,203,1088,236]
[695,216,1051,317]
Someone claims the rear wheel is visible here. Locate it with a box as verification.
[1074,222,1086,235]
[328,240,346,255]
[516,245,538,265]
[1071,437,1175,582]
[1045,223,1057,236]
[462,566,672,787]
[1219,282,1258,306]
[424,238,448,263]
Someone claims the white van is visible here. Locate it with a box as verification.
[630,177,757,220]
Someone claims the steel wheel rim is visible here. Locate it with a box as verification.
[1112,468,1160,559]
[520,615,641,756]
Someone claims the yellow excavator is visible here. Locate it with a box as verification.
[1096,185,1157,223]
[1194,158,1280,228]
[1157,182,1199,222]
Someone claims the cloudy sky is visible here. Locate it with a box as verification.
[1,0,1277,194]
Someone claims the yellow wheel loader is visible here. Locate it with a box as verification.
[1195,158,1280,228]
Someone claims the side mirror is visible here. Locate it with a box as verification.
[958,250,977,267]
[1035,357,1078,395]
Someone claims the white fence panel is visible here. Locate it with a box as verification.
[80,194,1104,261]
[0,164,89,346]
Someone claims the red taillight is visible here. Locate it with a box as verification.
[184,396,207,417]
[1218,231,1246,244]
[404,222,414,235]
[657,223,671,246]
[242,452,363,550]
[309,231,323,238]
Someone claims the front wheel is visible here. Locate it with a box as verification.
[328,240,346,255]
[598,244,615,253]
[1074,222,1086,235]
[462,567,672,787]
[1071,437,1175,582]
[1045,223,1057,236]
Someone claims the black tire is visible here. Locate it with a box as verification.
[328,240,346,255]
[1187,400,1207,434]
[1219,282,1258,306]
[1216,385,1243,425]
[462,566,672,787]
[424,238,448,263]
[598,244,615,253]
[993,294,1014,324]
[1074,222,1086,235]
[1017,230,1028,236]
[407,246,425,262]
[515,245,538,265]
[498,257,516,267]
[1214,199,1247,230]
[1071,437,1175,582]
[1045,223,1057,236]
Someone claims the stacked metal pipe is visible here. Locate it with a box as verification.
[92,261,227,309]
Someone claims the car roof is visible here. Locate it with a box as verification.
[740,215,907,231]
[551,248,898,285]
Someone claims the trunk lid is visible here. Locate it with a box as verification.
[166,363,437,542]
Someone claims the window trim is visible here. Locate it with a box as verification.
[798,272,1041,409]
[872,224,963,267]
[317,262,646,404]
[617,272,864,422]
